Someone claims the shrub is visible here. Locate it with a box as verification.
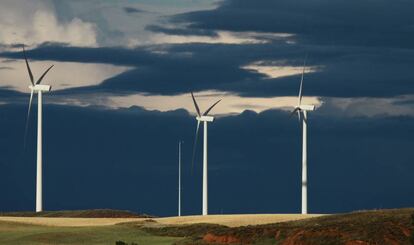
[115,241,138,245]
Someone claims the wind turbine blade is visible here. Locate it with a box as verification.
[203,99,221,116]
[290,107,299,117]
[298,110,301,123]
[23,90,34,148]
[191,121,200,174]
[298,57,307,106]
[191,92,201,116]
[23,46,34,86]
[36,65,54,84]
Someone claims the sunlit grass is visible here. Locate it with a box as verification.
[0,221,181,245]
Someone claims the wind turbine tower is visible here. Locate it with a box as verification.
[190,92,221,216]
[291,59,315,215]
[22,46,54,212]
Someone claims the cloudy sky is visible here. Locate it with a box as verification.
[1,0,414,216]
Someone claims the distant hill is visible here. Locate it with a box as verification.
[0,209,154,218]
[145,208,414,245]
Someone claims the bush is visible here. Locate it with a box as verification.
[115,241,138,245]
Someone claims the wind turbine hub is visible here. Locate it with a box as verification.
[29,84,52,92]
[298,104,315,111]
[196,116,214,122]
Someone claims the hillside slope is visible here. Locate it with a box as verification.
[146,208,414,245]
[0,209,152,218]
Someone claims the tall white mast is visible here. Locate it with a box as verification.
[36,91,43,212]
[178,141,182,217]
[301,110,308,214]
[202,121,208,216]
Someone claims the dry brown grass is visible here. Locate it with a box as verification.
[0,213,324,228]
[156,214,324,227]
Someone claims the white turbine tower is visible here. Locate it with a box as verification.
[190,92,221,216]
[291,59,315,215]
[22,46,54,213]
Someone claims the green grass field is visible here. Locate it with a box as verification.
[0,221,181,245]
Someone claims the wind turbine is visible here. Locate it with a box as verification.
[291,59,315,215]
[22,46,54,212]
[190,92,221,216]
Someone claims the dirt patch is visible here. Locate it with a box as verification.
[280,228,350,245]
[344,241,370,245]
[203,233,240,244]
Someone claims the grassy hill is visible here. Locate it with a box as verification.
[0,208,413,244]
[145,208,414,245]
[0,220,178,245]
[0,209,153,218]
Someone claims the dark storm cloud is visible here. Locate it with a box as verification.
[92,59,264,95]
[145,24,218,37]
[0,88,25,100]
[1,103,413,215]
[0,1,410,106]
[172,0,414,48]
[2,38,414,99]
[3,0,414,99]
[123,7,150,14]
[394,100,414,106]
[0,66,13,70]
[0,45,162,67]
[0,43,25,49]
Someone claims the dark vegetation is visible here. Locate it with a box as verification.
[145,208,414,245]
[115,241,138,245]
[144,223,228,237]
[411,212,414,245]
[0,209,154,218]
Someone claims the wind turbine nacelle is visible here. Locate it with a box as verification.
[299,105,315,111]
[196,116,214,122]
[29,84,52,92]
